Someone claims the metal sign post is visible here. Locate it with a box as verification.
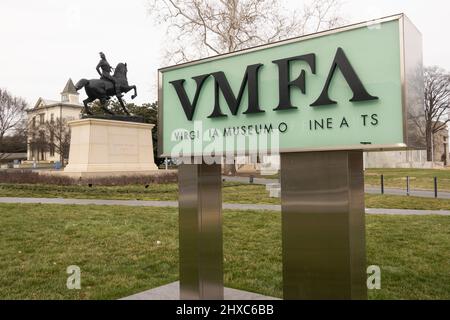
[178,162,223,299]
[281,151,366,299]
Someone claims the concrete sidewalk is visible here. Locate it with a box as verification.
[0,197,449,215]
[365,186,450,199]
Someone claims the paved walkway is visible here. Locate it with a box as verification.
[120,281,278,300]
[365,186,450,199]
[223,176,278,185]
[1,197,449,215]
[223,176,450,199]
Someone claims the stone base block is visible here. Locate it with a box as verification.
[64,118,158,177]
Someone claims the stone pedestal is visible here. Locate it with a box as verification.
[63,118,158,178]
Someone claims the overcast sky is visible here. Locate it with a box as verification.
[0,0,449,106]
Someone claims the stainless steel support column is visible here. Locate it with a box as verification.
[178,163,224,300]
[280,151,366,300]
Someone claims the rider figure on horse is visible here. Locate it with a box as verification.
[96,52,122,97]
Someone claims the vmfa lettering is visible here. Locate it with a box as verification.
[170,47,378,121]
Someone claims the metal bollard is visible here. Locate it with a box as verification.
[381,174,384,194]
[406,176,410,196]
[434,177,438,198]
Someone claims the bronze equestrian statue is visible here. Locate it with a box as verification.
[75,52,137,116]
[96,52,122,98]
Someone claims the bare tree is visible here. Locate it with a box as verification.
[0,119,27,154]
[28,118,71,166]
[149,0,343,174]
[47,118,71,166]
[423,66,450,161]
[28,127,48,163]
[149,0,344,64]
[0,89,27,159]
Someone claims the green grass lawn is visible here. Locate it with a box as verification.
[0,183,179,201]
[241,168,450,192]
[0,182,275,204]
[365,168,450,191]
[2,182,450,210]
[0,203,448,299]
[365,194,450,210]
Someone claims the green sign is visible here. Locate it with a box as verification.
[158,14,424,157]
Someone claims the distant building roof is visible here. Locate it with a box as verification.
[28,97,82,111]
[41,99,60,105]
[61,78,78,95]
[0,153,27,160]
[27,78,83,112]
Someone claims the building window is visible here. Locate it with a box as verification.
[32,117,36,128]
[50,113,54,123]
[39,114,45,125]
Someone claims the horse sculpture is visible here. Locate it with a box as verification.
[75,63,137,115]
